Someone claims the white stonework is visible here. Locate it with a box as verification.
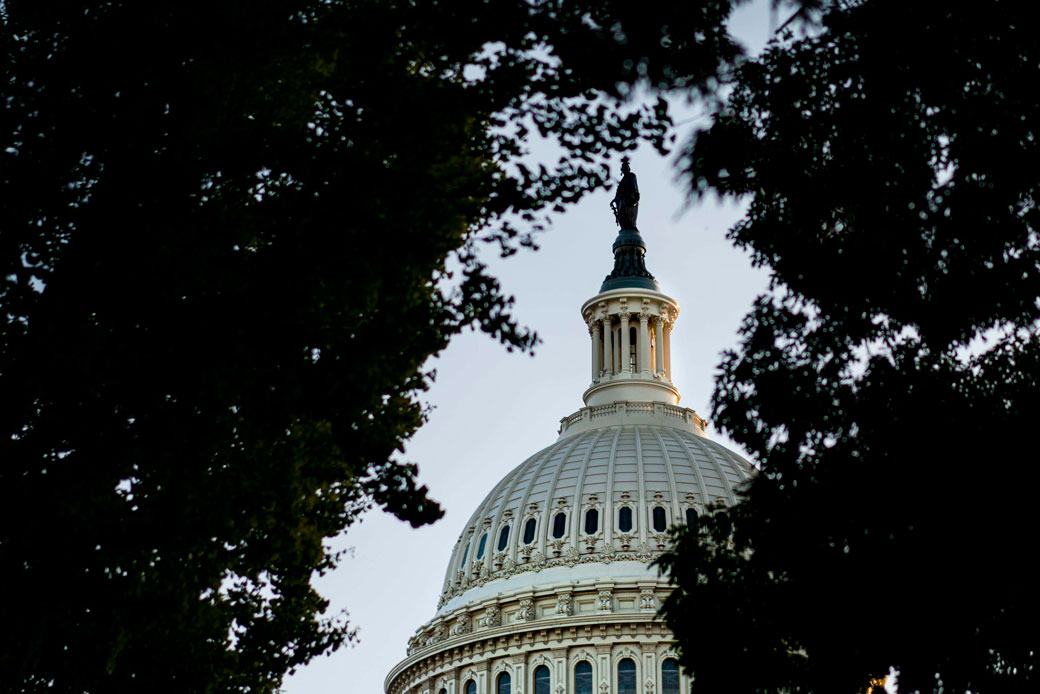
[385,224,754,694]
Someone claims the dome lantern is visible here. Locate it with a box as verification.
[579,162,682,410]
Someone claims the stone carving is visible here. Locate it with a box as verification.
[424,623,446,646]
[596,589,613,613]
[406,627,423,654]
[555,592,573,616]
[639,589,656,612]
[438,538,667,604]
[449,613,471,636]
[645,679,656,694]
[650,531,669,551]
[600,681,610,694]
[582,531,601,553]
[477,605,501,630]
[516,598,535,622]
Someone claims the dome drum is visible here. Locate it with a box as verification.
[387,586,688,694]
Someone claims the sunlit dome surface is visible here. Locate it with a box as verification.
[437,416,753,614]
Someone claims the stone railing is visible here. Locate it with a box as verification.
[557,401,706,437]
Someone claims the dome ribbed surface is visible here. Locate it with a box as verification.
[437,423,753,611]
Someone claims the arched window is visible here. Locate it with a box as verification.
[575,661,593,694]
[523,518,537,544]
[618,658,636,694]
[618,506,633,533]
[584,508,598,534]
[653,506,667,532]
[460,541,469,567]
[497,525,510,552]
[662,658,680,694]
[552,512,566,539]
[534,665,550,694]
[476,533,487,560]
[497,671,511,694]
[685,507,698,527]
[466,681,477,694]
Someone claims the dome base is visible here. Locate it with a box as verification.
[558,400,706,439]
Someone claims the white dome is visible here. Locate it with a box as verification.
[387,202,755,694]
[436,410,753,614]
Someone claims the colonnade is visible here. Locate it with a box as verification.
[589,307,673,383]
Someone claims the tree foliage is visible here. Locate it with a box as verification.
[660,3,1040,693]
[0,0,747,690]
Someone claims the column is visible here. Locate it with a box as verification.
[620,314,631,375]
[664,319,673,380]
[638,312,651,375]
[512,657,526,694]
[552,649,568,694]
[590,321,601,382]
[602,317,613,377]
[655,317,664,377]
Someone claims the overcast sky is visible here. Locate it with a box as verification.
[283,5,777,693]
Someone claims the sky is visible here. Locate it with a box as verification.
[283,5,778,693]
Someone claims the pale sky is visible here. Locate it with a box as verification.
[283,5,777,693]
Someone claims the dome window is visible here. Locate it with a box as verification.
[618,506,633,533]
[476,533,487,560]
[685,507,698,527]
[618,658,636,694]
[523,518,536,545]
[662,658,680,694]
[460,542,469,568]
[466,681,476,694]
[534,665,550,694]
[552,512,566,539]
[497,525,510,552]
[575,661,592,694]
[497,671,511,694]
[653,506,667,532]
[584,508,598,534]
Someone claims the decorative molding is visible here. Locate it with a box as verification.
[438,543,665,604]
[449,614,471,637]
[596,589,614,613]
[477,605,501,630]
[516,598,535,623]
[639,589,657,613]
[555,592,573,617]
[570,648,596,665]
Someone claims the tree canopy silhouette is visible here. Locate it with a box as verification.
[0,0,749,690]
[659,3,1040,693]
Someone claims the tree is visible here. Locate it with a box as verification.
[0,0,745,690]
[659,2,1040,693]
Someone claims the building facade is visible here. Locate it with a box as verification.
[385,183,754,694]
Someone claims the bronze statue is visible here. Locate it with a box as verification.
[610,158,639,229]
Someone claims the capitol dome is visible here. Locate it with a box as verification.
[386,167,754,694]
[436,416,752,616]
